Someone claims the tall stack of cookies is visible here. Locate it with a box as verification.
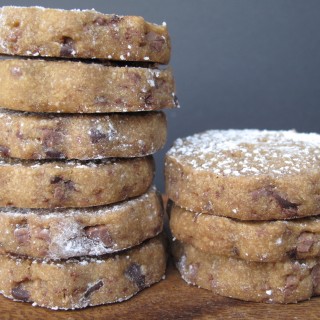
[0,6,177,309]
[166,129,320,303]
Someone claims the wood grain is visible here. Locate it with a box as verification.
[1,260,319,320]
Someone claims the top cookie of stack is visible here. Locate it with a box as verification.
[0,6,170,63]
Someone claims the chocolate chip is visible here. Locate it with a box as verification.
[41,128,62,149]
[50,176,76,202]
[0,145,10,158]
[65,180,75,191]
[284,275,299,297]
[128,72,142,84]
[252,186,298,216]
[125,263,145,290]
[50,176,75,190]
[297,232,316,253]
[144,92,154,106]
[50,176,63,184]
[109,15,122,24]
[287,248,297,260]
[11,284,30,302]
[120,185,132,198]
[84,280,104,299]
[60,36,75,57]
[89,129,107,143]
[45,149,65,159]
[34,228,50,241]
[85,225,113,247]
[145,31,165,52]
[125,28,140,41]
[14,227,30,244]
[93,15,121,26]
[232,246,240,256]
[140,142,147,155]
[93,16,108,26]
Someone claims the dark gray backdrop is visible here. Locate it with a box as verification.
[1,0,320,191]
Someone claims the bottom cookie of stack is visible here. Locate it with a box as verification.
[0,234,167,310]
[172,240,320,304]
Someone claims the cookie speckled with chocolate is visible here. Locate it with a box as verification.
[165,129,320,220]
[0,6,171,63]
[0,59,177,113]
[0,156,154,208]
[0,109,167,159]
[0,234,167,309]
[170,203,320,262]
[173,240,320,303]
[0,188,163,259]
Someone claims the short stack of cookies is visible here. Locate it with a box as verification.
[0,6,178,309]
[166,129,320,303]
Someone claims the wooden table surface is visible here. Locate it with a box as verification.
[1,259,320,320]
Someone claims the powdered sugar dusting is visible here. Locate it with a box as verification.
[168,129,320,176]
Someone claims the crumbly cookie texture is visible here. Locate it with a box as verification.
[165,129,320,220]
[170,203,320,262]
[173,240,320,303]
[0,235,167,309]
[0,188,163,259]
[0,59,177,113]
[0,156,154,208]
[0,109,167,160]
[0,6,171,63]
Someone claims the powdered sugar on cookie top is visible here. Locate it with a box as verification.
[167,129,320,176]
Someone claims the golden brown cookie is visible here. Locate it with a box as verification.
[0,6,170,63]
[170,203,320,262]
[165,129,320,220]
[0,59,177,113]
[0,234,167,309]
[0,109,167,159]
[172,240,320,303]
[0,188,163,259]
[0,156,154,208]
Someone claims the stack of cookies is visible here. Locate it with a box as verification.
[166,129,320,303]
[0,6,177,309]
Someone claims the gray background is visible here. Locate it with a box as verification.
[1,0,320,191]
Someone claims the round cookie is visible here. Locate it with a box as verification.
[0,235,167,309]
[0,156,154,208]
[173,240,320,304]
[0,188,163,259]
[0,109,167,160]
[170,203,320,262]
[0,6,170,63]
[0,59,177,113]
[165,129,320,220]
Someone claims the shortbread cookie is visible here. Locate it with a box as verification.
[170,203,320,262]
[0,6,170,63]
[0,235,167,309]
[173,240,320,303]
[0,156,154,208]
[165,130,320,220]
[0,188,163,259]
[0,109,166,159]
[0,59,177,113]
